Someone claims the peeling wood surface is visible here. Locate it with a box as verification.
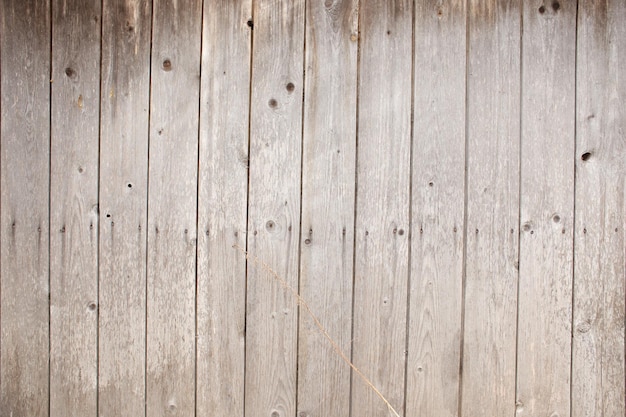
[0,1,624,416]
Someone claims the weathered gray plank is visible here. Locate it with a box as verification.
[573,1,626,416]
[460,2,520,416]
[406,1,466,417]
[297,1,358,417]
[196,1,251,416]
[146,0,202,415]
[49,1,100,416]
[0,1,51,416]
[244,2,305,417]
[98,0,151,415]
[351,2,412,416]
[516,1,576,416]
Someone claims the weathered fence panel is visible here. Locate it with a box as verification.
[0,1,624,417]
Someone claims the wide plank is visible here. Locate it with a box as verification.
[406,1,466,417]
[244,2,305,417]
[352,2,412,416]
[572,0,626,416]
[516,1,576,416]
[196,1,251,416]
[99,0,152,415]
[146,0,202,415]
[297,1,358,417]
[0,2,51,416]
[49,1,101,416]
[461,2,520,416]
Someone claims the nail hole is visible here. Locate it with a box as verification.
[87,302,97,311]
[581,152,592,161]
[65,67,76,78]
[286,82,295,93]
[398,229,404,236]
[266,220,275,230]
[127,183,132,188]
[77,166,84,173]
[162,59,172,71]
[552,214,560,223]
[538,5,546,13]
[247,19,253,28]
[428,181,434,187]
[106,214,111,218]
[268,98,278,108]
[552,1,560,11]
[304,238,311,245]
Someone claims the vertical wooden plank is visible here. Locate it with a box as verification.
[49,1,100,416]
[573,1,626,416]
[406,1,466,417]
[0,1,51,416]
[196,1,251,416]
[461,2,520,416]
[99,0,151,415]
[244,1,305,417]
[146,0,201,415]
[352,2,412,416]
[516,1,576,416]
[297,1,358,417]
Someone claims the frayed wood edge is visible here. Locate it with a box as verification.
[233,244,402,417]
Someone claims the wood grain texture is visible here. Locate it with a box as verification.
[460,2,520,416]
[516,1,576,416]
[572,1,626,416]
[297,1,358,417]
[146,0,202,415]
[406,1,466,417]
[49,1,100,416]
[98,1,151,415]
[244,2,305,417]
[0,1,51,416]
[196,1,251,416]
[352,1,412,416]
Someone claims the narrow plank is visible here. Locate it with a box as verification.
[461,2,520,416]
[406,1,466,417]
[351,1,412,416]
[98,1,151,415]
[146,0,202,415]
[297,1,358,416]
[244,1,305,417]
[196,1,251,416]
[0,1,51,416]
[572,1,626,416]
[516,1,576,416]
[49,1,100,416]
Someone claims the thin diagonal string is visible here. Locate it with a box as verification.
[233,244,401,417]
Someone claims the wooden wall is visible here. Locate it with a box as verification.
[0,1,624,416]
